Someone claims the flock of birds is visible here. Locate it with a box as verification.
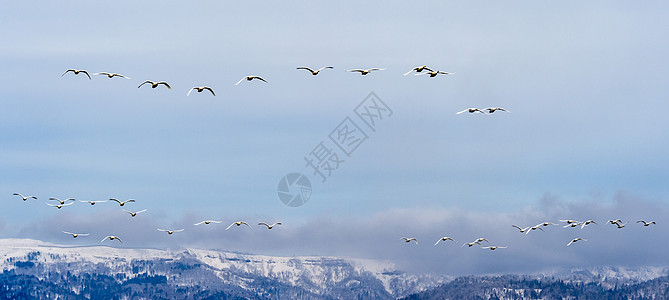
[13,193,282,244]
[400,218,656,250]
[62,65,507,115]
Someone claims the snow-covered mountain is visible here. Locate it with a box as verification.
[0,239,449,299]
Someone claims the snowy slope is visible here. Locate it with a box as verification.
[0,238,449,298]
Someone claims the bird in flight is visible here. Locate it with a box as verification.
[101,236,123,243]
[401,237,418,244]
[79,200,106,205]
[403,65,433,76]
[226,221,250,230]
[567,238,586,246]
[434,237,455,246]
[535,222,558,227]
[463,241,482,247]
[258,222,282,229]
[187,86,215,96]
[235,76,267,85]
[560,219,580,224]
[138,80,171,89]
[348,68,385,75]
[512,225,531,233]
[526,225,545,234]
[474,238,490,244]
[13,193,37,201]
[613,222,628,229]
[482,246,507,250]
[607,219,623,225]
[123,209,147,217]
[109,198,135,206]
[194,220,223,226]
[483,107,510,114]
[564,222,583,228]
[157,229,184,235]
[580,220,597,229]
[62,231,89,238]
[46,202,74,209]
[415,70,455,77]
[62,69,91,80]
[456,108,486,114]
[297,66,334,75]
[94,72,131,79]
[49,197,76,205]
[637,220,656,226]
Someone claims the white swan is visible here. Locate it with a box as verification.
[401,237,418,244]
[434,237,455,246]
[79,200,106,205]
[194,220,223,226]
[226,221,250,230]
[567,238,586,246]
[49,197,75,205]
[581,220,597,229]
[403,65,433,76]
[123,209,147,217]
[94,72,130,79]
[481,246,507,250]
[101,236,123,243]
[637,220,656,226]
[348,68,385,75]
[157,229,184,235]
[62,69,91,80]
[187,86,215,96]
[235,76,267,85]
[456,108,486,114]
[415,70,455,77]
[109,198,135,206]
[46,202,74,209]
[62,231,89,238]
[138,80,171,89]
[483,107,510,113]
[258,222,282,229]
[297,66,334,75]
[13,193,37,201]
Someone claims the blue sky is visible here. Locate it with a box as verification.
[1,1,668,274]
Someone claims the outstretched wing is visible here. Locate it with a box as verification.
[296,67,315,73]
[138,80,152,88]
[403,68,417,76]
[203,87,215,96]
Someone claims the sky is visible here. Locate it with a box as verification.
[1,1,668,275]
